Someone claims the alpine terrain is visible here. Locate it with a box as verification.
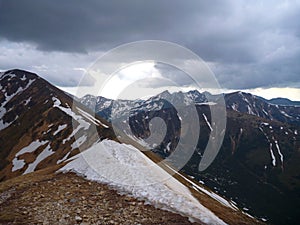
[0,69,259,225]
[80,88,300,224]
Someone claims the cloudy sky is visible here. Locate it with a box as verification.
[0,0,300,100]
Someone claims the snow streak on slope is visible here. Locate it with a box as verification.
[269,143,276,166]
[53,124,67,136]
[274,140,284,164]
[12,140,48,172]
[24,144,54,174]
[52,97,91,145]
[0,76,35,130]
[76,107,109,128]
[202,113,213,131]
[60,140,226,225]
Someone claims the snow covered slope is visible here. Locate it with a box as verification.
[60,139,226,225]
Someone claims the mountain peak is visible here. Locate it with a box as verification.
[1,69,39,79]
[158,90,171,98]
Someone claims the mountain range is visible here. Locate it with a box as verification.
[80,83,300,224]
[0,69,299,224]
[0,69,261,225]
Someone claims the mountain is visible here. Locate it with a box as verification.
[80,89,300,224]
[266,97,300,106]
[0,69,113,181]
[0,69,258,224]
[80,90,300,126]
[225,91,300,125]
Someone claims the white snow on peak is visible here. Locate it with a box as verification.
[203,113,213,131]
[0,78,35,130]
[60,140,226,225]
[0,73,15,80]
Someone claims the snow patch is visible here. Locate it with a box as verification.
[53,124,67,136]
[196,102,217,106]
[0,78,35,130]
[24,97,31,106]
[52,97,90,130]
[274,140,284,164]
[231,103,238,111]
[24,144,54,174]
[71,135,87,149]
[247,105,255,115]
[262,109,269,116]
[57,151,72,164]
[203,113,213,131]
[280,110,292,118]
[60,140,226,225]
[15,140,48,157]
[76,107,109,128]
[53,97,91,144]
[165,142,171,153]
[12,157,26,172]
[269,143,276,166]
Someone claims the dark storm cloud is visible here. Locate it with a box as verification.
[0,0,300,90]
[0,0,227,52]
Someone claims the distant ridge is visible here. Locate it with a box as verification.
[266,97,300,106]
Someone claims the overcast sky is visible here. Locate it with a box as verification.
[0,0,300,100]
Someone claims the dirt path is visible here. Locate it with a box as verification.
[0,172,200,225]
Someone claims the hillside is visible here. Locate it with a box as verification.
[0,69,113,181]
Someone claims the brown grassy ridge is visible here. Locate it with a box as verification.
[0,163,199,225]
